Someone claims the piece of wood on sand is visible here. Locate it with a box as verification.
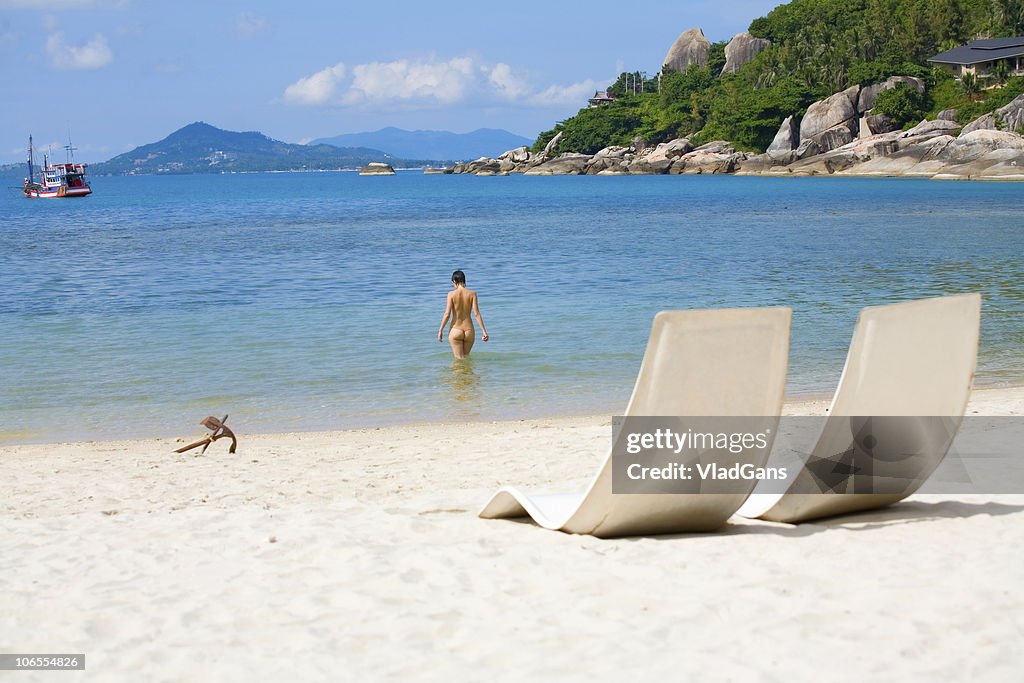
[174,414,238,455]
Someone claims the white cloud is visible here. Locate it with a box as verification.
[235,12,266,39]
[283,62,346,105]
[488,63,531,100]
[283,55,611,111]
[46,31,112,70]
[528,79,606,107]
[343,57,475,105]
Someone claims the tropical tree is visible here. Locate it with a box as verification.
[992,59,1011,87]
[960,72,981,100]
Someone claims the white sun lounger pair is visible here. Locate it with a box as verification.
[479,293,981,537]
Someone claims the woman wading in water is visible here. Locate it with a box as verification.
[437,270,489,359]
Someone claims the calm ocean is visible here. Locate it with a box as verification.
[2,171,1022,443]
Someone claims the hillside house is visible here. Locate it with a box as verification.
[929,37,1024,81]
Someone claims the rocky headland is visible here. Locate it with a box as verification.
[438,70,1024,182]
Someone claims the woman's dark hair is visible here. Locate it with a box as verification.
[452,270,466,285]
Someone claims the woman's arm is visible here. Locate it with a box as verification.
[437,294,453,342]
[473,292,489,341]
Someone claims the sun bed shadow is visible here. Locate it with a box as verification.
[790,498,1024,529]
[622,498,1024,541]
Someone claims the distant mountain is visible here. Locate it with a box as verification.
[1,162,30,180]
[90,122,427,175]
[311,127,533,162]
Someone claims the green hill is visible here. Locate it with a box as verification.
[535,0,1024,154]
[91,122,426,175]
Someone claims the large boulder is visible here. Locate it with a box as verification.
[692,140,736,154]
[944,129,1024,162]
[642,138,693,162]
[817,124,856,151]
[663,27,710,72]
[523,152,590,175]
[960,113,996,135]
[856,76,925,114]
[956,92,1024,136]
[498,146,531,163]
[585,147,630,175]
[800,86,860,149]
[585,156,626,175]
[995,93,1024,133]
[734,154,771,174]
[675,144,746,174]
[937,108,958,121]
[794,139,822,159]
[757,138,822,167]
[463,157,503,174]
[839,136,956,177]
[592,145,629,158]
[721,32,771,75]
[767,115,798,157]
[935,146,1024,180]
[899,118,961,139]
[861,113,898,136]
[626,158,674,175]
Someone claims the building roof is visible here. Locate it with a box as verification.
[929,37,1024,65]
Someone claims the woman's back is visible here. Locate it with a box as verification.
[450,288,476,328]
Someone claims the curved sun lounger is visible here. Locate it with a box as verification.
[478,307,791,537]
[740,293,981,524]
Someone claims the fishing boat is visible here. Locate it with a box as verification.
[22,135,92,198]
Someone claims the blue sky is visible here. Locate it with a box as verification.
[0,0,784,164]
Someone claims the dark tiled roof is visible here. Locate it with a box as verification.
[929,37,1024,64]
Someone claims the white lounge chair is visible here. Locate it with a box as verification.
[740,293,981,523]
[479,307,791,537]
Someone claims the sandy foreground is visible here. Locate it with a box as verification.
[2,387,1023,682]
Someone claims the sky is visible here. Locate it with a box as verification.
[0,0,785,164]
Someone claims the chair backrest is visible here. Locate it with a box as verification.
[753,293,981,523]
[626,308,792,417]
[830,293,980,417]
[565,307,792,537]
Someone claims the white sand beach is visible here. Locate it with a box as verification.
[3,387,1023,681]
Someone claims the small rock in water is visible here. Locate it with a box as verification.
[359,162,395,176]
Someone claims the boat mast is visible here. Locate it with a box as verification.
[27,135,34,184]
[65,126,77,164]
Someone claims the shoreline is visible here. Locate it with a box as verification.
[4,384,1021,451]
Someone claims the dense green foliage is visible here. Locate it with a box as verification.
[534,0,1024,154]
[873,82,927,127]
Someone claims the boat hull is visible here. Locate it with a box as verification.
[23,185,92,198]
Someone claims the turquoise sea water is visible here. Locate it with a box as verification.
[1,171,1022,443]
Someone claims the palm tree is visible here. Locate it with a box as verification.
[961,72,980,101]
[992,59,1010,86]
